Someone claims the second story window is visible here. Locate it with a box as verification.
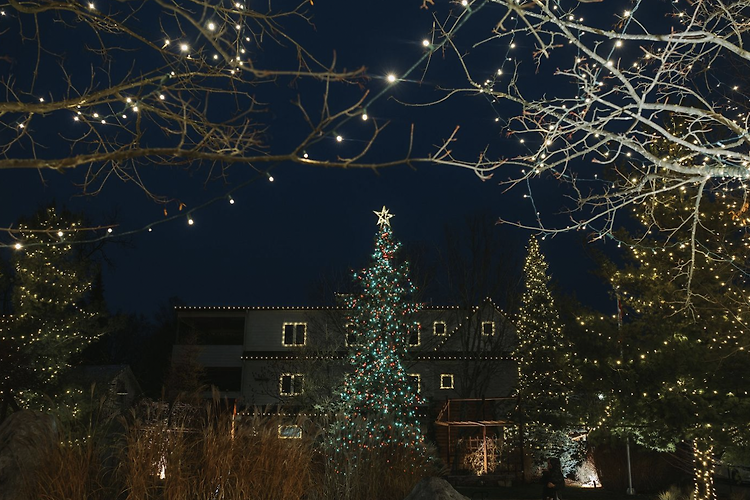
[407,373,421,394]
[408,323,421,347]
[345,323,359,346]
[434,321,447,336]
[282,322,306,346]
[440,373,455,390]
[279,373,303,396]
[482,321,495,336]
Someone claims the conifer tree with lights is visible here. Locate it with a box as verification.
[575,119,750,498]
[329,206,426,471]
[1,206,105,419]
[514,235,579,472]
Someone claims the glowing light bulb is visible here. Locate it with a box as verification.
[57,231,64,237]
[187,216,194,225]
[208,22,216,31]
[461,0,468,5]
[268,176,274,182]
[386,74,397,83]
[14,243,22,250]
[615,40,623,47]
[159,94,165,100]
[422,39,429,47]
[362,113,368,121]
[180,43,189,52]
[107,228,113,234]
[213,54,219,60]
[336,135,343,142]
[88,2,95,9]
[303,152,309,159]
[74,116,79,121]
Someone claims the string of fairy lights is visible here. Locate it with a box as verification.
[3,0,750,255]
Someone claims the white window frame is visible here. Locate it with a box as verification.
[433,321,447,336]
[279,373,303,396]
[481,321,495,336]
[278,424,303,439]
[408,323,421,347]
[440,373,455,390]
[282,322,307,347]
[407,373,421,394]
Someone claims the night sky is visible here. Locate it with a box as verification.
[0,0,619,315]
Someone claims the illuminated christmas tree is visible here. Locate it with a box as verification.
[513,236,581,469]
[333,206,425,454]
[515,235,571,422]
[3,206,104,417]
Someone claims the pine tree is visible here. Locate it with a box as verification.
[515,235,571,421]
[332,206,425,456]
[4,206,105,417]
[514,236,580,471]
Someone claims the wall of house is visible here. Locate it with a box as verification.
[176,302,518,408]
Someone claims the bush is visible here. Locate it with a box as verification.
[22,400,439,500]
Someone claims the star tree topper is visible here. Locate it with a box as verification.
[373,206,394,227]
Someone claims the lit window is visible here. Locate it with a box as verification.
[279,374,303,396]
[408,323,421,346]
[434,321,447,336]
[345,323,359,346]
[440,373,454,390]
[278,424,303,439]
[482,321,495,336]
[282,322,306,346]
[407,373,421,394]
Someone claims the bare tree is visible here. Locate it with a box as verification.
[0,0,443,242]
[417,0,750,300]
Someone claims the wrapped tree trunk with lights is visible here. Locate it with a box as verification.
[514,235,577,471]
[330,206,426,471]
[3,206,105,418]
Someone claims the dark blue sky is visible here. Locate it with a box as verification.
[0,0,617,315]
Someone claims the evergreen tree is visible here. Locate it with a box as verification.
[577,178,750,499]
[332,206,425,456]
[514,236,580,471]
[3,206,105,418]
[515,235,572,422]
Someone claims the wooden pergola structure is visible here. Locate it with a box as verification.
[435,397,522,477]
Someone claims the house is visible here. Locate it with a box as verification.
[173,298,517,408]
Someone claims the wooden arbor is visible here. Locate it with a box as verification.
[435,397,522,479]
